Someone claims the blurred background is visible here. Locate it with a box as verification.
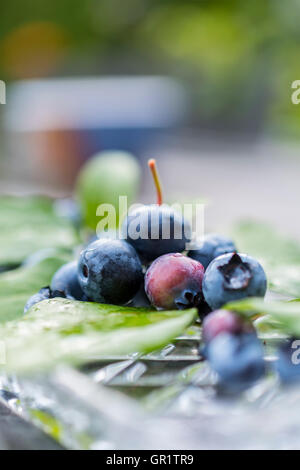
[1,0,300,236]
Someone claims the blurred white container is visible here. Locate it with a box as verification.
[4,76,188,189]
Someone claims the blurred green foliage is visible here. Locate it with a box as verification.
[1,0,300,136]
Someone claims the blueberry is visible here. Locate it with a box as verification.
[122,204,191,262]
[24,266,81,313]
[276,338,300,384]
[188,233,236,269]
[51,261,86,300]
[207,332,265,392]
[78,239,143,304]
[121,159,191,263]
[24,287,51,313]
[203,252,267,310]
[145,253,204,310]
[202,309,254,343]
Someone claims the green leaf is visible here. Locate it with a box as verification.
[0,298,197,374]
[233,221,300,297]
[224,297,300,337]
[254,315,288,339]
[0,196,77,266]
[0,253,71,323]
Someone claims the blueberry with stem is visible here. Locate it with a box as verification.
[122,159,191,262]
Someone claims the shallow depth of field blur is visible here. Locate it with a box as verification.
[1,0,300,237]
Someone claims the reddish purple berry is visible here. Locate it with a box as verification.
[145,253,204,310]
[202,309,254,343]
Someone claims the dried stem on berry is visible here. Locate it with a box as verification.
[148,158,163,205]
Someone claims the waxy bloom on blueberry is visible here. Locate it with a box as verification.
[203,252,267,310]
[78,238,143,305]
[207,332,265,392]
[145,253,204,310]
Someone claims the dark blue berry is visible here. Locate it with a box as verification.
[51,261,86,300]
[122,159,191,263]
[203,252,267,310]
[122,204,191,262]
[188,233,236,269]
[78,239,143,304]
[207,332,265,392]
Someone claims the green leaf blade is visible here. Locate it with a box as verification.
[0,298,197,374]
[0,196,77,266]
[233,221,300,297]
[0,252,71,322]
[224,297,300,337]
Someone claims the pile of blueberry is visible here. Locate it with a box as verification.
[24,159,272,391]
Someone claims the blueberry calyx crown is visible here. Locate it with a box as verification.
[40,286,66,299]
[45,285,68,299]
[175,289,202,310]
[218,253,252,291]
